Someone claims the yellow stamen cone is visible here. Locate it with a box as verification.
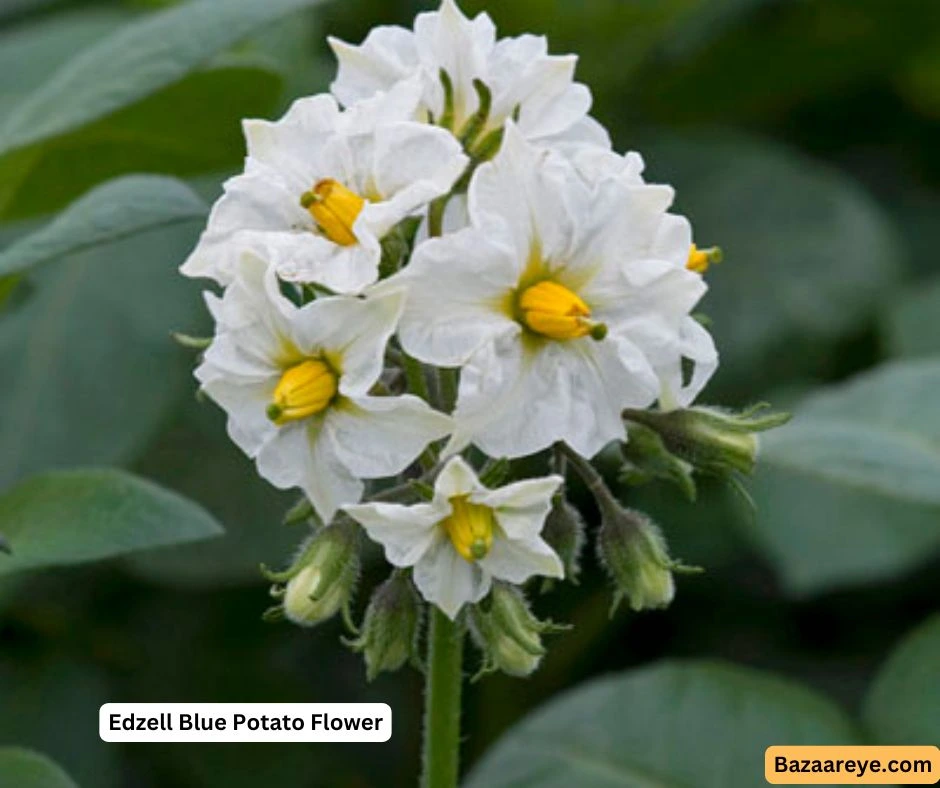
[686,244,722,274]
[267,359,338,425]
[518,280,606,341]
[443,496,495,562]
[300,179,365,247]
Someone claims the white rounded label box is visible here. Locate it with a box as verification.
[100,703,392,743]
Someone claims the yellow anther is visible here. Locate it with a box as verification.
[518,280,606,341]
[686,244,723,274]
[267,359,338,425]
[443,496,495,562]
[300,179,365,246]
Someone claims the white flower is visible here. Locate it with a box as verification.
[329,0,608,152]
[181,79,468,293]
[391,124,714,459]
[195,251,452,522]
[345,457,563,619]
[560,146,719,411]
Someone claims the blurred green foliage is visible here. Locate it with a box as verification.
[0,0,937,786]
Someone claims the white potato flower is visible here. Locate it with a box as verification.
[181,78,468,293]
[560,144,720,411]
[195,251,452,523]
[345,457,563,619]
[392,124,714,459]
[329,0,608,152]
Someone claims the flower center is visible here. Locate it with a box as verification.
[443,495,495,562]
[686,244,722,273]
[300,179,365,247]
[267,359,338,425]
[518,280,607,341]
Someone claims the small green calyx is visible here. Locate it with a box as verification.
[623,404,790,479]
[469,583,568,679]
[263,516,360,628]
[345,571,423,681]
[596,504,682,614]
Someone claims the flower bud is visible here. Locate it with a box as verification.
[469,583,566,678]
[346,572,423,681]
[541,497,585,584]
[623,405,790,478]
[597,505,676,613]
[266,518,360,628]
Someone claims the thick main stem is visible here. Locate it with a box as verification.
[421,608,463,788]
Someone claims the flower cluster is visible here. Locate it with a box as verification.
[182,0,780,679]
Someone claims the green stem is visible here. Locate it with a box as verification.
[555,441,619,512]
[421,608,463,788]
[438,368,459,414]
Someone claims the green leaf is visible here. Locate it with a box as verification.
[0,8,135,115]
[0,175,206,278]
[640,131,903,397]
[881,276,940,359]
[465,661,862,788]
[0,748,78,788]
[0,220,206,487]
[748,359,940,594]
[0,468,222,575]
[864,614,940,745]
[0,0,324,158]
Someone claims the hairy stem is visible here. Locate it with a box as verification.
[421,608,463,788]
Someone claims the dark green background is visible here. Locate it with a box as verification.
[0,1,937,786]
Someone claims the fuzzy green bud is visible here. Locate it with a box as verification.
[597,506,676,613]
[541,497,585,584]
[470,583,566,679]
[623,404,790,478]
[274,518,359,628]
[346,572,423,681]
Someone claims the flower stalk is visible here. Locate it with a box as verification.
[421,608,463,788]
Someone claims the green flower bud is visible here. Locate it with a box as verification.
[597,506,677,613]
[469,583,567,679]
[265,518,360,628]
[623,404,790,478]
[541,497,585,585]
[346,572,423,681]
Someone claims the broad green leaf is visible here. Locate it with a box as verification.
[863,614,940,745]
[0,748,78,788]
[465,661,862,788]
[0,221,206,487]
[640,132,903,398]
[0,8,135,115]
[0,468,222,575]
[126,398,298,587]
[881,276,940,359]
[0,175,206,278]
[748,359,940,594]
[0,63,282,221]
[0,0,324,158]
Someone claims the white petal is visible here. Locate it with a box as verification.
[658,316,718,410]
[480,534,563,584]
[476,475,563,540]
[395,229,519,366]
[290,288,404,394]
[325,394,451,479]
[432,455,482,502]
[256,419,363,523]
[413,531,491,620]
[329,27,419,108]
[344,501,441,567]
[243,94,340,173]
[366,122,467,234]
[272,234,382,294]
[198,376,276,458]
[451,331,658,459]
